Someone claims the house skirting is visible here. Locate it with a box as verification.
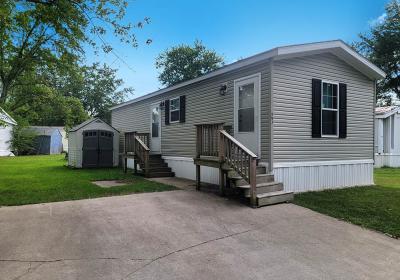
[273,159,374,192]
[163,156,220,184]
[128,157,374,192]
[375,153,400,167]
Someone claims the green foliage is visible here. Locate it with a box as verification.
[9,124,37,155]
[0,155,176,206]
[354,0,400,104]
[0,0,148,104]
[72,63,132,121]
[7,83,88,128]
[156,40,224,87]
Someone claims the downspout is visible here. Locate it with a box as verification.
[373,80,377,176]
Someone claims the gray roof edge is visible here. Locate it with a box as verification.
[110,39,385,111]
[69,118,120,133]
[0,107,17,125]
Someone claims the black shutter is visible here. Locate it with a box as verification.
[165,99,170,125]
[179,95,186,123]
[312,79,322,138]
[339,83,347,138]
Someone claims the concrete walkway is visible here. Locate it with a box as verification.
[0,187,399,279]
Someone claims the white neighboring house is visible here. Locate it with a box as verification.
[375,106,400,167]
[0,107,17,156]
[55,126,68,152]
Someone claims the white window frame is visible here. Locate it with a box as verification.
[321,80,339,138]
[169,97,180,123]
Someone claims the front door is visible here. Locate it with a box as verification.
[234,74,260,155]
[150,103,161,153]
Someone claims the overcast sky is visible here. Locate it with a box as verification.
[84,0,389,101]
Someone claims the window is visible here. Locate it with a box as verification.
[321,82,338,137]
[170,97,180,123]
[238,83,255,132]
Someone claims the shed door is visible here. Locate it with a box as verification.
[82,130,99,168]
[82,130,114,168]
[98,131,114,167]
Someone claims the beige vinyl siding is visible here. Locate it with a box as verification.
[272,53,375,162]
[112,60,271,161]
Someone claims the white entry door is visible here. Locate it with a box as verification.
[234,74,260,155]
[150,103,161,153]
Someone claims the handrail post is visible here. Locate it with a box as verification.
[195,125,201,190]
[218,130,226,196]
[249,157,257,208]
[144,150,150,177]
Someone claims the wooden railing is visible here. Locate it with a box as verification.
[124,132,150,154]
[195,123,224,158]
[123,131,150,176]
[219,130,258,207]
[134,135,150,176]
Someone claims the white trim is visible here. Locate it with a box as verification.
[233,73,261,156]
[274,159,374,168]
[321,80,339,138]
[375,107,400,119]
[111,40,385,111]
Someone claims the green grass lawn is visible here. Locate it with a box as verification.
[0,155,176,206]
[294,168,400,238]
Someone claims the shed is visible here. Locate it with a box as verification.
[68,118,119,168]
[28,126,63,154]
[375,106,400,167]
[0,107,17,156]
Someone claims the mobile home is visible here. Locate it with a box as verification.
[111,40,385,206]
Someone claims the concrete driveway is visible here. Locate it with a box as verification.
[0,189,399,280]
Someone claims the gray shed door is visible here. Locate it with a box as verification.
[82,130,113,168]
[98,131,113,167]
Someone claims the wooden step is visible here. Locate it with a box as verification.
[137,170,175,178]
[140,162,168,168]
[227,167,267,179]
[239,182,284,197]
[256,191,294,207]
[149,154,162,159]
[142,166,172,173]
[230,174,275,187]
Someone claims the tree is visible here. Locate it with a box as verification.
[7,83,88,128]
[156,40,224,87]
[0,0,149,104]
[8,124,37,155]
[354,0,400,104]
[75,63,132,121]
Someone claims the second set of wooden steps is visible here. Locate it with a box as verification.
[227,164,294,207]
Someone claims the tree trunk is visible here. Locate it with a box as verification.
[0,81,9,105]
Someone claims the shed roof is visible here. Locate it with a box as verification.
[0,107,17,125]
[111,40,386,111]
[375,106,400,119]
[69,118,119,133]
[28,126,62,137]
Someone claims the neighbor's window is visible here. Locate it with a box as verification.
[321,82,338,136]
[170,97,180,123]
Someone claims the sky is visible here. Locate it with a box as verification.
[85,0,389,100]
